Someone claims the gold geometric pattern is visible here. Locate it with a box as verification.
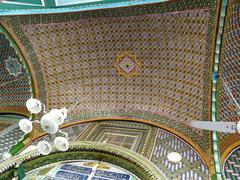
[218,4,240,148]
[115,51,140,78]
[100,133,138,150]
[21,10,210,130]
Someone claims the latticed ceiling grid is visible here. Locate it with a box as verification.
[1,0,219,157]
[218,3,240,153]
[22,11,209,124]
[0,32,31,113]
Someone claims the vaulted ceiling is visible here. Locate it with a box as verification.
[0,0,239,178]
[0,0,219,160]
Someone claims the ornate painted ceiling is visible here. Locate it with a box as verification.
[0,0,240,179]
[218,2,240,155]
[0,0,219,160]
[0,31,31,114]
[31,121,210,179]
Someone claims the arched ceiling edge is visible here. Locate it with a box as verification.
[28,117,213,171]
[0,21,36,116]
[0,142,165,179]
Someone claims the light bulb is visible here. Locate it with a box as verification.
[37,141,51,155]
[167,152,182,163]
[19,119,33,133]
[26,98,42,114]
[40,113,59,134]
[54,137,69,151]
[49,108,67,125]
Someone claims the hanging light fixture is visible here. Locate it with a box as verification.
[18,98,70,155]
[26,98,42,114]
[54,136,69,151]
[48,108,67,125]
[37,141,52,155]
[18,119,33,133]
[40,113,59,134]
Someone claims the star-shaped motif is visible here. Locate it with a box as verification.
[5,56,22,77]
[115,52,140,78]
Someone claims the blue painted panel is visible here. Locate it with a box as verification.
[94,170,130,180]
[92,177,109,180]
[60,164,92,175]
[55,170,89,180]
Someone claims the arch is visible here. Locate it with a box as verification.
[222,144,240,179]
[221,138,240,164]
[0,20,37,99]
[0,142,165,179]
[29,117,213,173]
[0,21,36,116]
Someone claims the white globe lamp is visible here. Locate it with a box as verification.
[26,98,42,114]
[37,141,51,155]
[19,119,33,133]
[40,113,59,134]
[49,108,67,125]
[54,137,69,151]
[18,98,71,156]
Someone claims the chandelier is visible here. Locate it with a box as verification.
[18,98,69,155]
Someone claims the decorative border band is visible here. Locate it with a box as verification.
[0,142,166,179]
[29,117,213,172]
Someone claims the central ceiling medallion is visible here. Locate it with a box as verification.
[115,52,140,78]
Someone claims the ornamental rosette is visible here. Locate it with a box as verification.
[5,56,22,77]
[115,52,141,78]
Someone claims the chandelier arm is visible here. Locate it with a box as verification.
[32,120,40,124]
[67,100,81,113]
[41,103,47,113]
[58,130,68,138]
[49,134,55,142]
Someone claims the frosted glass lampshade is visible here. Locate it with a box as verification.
[19,119,33,133]
[54,137,69,151]
[26,98,42,114]
[37,141,51,155]
[49,108,67,125]
[40,113,59,134]
[167,152,182,163]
